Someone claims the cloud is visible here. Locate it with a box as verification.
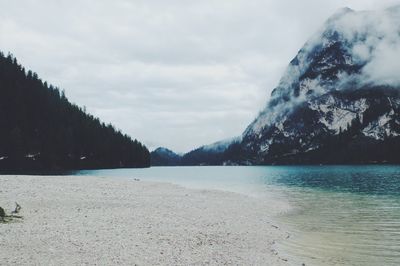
[363,43,400,86]
[0,0,398,152]
[327,5,400,87]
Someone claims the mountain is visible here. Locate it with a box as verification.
[239,6,400,164]
[150,137,242,166]
[201,137,241,153]
[179,137,239,165]
[0,52,150,172]
[155,6,400,166]
[152,137,249,167]
[150,147,181,166]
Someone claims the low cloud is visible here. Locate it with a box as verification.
[333,5,400,87]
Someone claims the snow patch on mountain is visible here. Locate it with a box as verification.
[309,96,369,133]
[363,111,400,140]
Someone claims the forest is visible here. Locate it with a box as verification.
[0,52,150,172]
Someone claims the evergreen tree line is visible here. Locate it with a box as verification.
[261,114,400,165]
[0,52,150,172]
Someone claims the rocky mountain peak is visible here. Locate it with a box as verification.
[241,6,400,164]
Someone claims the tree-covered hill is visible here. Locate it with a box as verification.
[0,52,150,172]
[150,147,181,166]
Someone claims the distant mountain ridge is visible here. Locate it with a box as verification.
[201,137,242,153]
[150,147,181,166]
[152,6,400,166]
[151,137,242,166]
[0,52,150,171]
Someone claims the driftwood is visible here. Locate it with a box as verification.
[11,202,21,214]
[0,203,23,223]
[0,206,5,221]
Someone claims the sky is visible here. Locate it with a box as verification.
[0,0,398,153]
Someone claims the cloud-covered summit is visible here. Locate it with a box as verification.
[247,4,400,136]
[240,5,400,163]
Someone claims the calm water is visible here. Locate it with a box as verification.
[76,166,400,265]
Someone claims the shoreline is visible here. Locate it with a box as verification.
[0,175,292,265]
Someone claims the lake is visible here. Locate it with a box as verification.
[76,165,400,265]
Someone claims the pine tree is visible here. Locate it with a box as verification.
[0,52,150,171]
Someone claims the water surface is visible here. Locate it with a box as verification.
[77,165,400,265]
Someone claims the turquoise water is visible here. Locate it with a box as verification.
[76,166,400,265]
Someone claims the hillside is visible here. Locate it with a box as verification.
[0,52,150,171]
[150,147,181,166]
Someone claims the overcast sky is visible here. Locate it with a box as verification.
[0,0,398,152]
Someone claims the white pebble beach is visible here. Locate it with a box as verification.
[0,175,291,265]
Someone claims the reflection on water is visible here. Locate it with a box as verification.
[76,165,400,266]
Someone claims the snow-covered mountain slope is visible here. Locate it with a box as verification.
[241,6,400,163]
